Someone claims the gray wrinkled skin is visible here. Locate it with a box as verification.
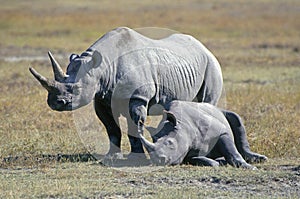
[29,27,223,158]
[140,101,267,169]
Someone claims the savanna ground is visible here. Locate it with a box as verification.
[0,0,299,198]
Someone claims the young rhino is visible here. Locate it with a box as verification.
[140,101,267,169]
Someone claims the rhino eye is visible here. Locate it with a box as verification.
[164,138,175,149]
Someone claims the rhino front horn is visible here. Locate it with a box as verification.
[48,51,67,82]
[29,67,57,92]
[139,134,156,153]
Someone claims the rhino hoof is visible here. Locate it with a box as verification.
[241,163,257,170]
[244,152,268,164]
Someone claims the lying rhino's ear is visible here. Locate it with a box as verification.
[91,50,102,68]
[164,111,177,126]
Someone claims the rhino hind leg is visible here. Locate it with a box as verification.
[195,57,223,106]
[195,80,220,106]
[222,110,268,163]
[94,99,122,159]
[217,133,257,170]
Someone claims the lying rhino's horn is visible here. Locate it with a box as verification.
[29,67,57,92]
[139,134,156,153]
[48,51,66,82]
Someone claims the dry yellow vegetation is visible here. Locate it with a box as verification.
[0,0,299,198]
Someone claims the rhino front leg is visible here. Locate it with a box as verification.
[127,124,147,160]
[127,98,148,159]
[94,99,123,159]
[222,110,268,163]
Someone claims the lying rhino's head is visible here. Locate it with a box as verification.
[140,111,190,165]
[29,50,102,111]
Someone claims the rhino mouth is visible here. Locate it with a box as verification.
[149,154,169,166]
[48,97,72,111]
[150,153,185,166]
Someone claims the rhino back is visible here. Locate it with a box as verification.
[88,27,213,102]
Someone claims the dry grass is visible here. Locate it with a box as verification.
[224,66,300,158]
[0,0,299,198]
[1,159,299,198]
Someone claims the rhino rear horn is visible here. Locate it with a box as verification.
[139,134,156,153]
[48,51,67,82]
[29,67,57,92]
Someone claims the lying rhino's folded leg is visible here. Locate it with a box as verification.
[217,133,257,170]
[187,156,220,167]
[222,110,268,163]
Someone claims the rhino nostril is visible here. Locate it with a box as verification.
[159,155,167,165]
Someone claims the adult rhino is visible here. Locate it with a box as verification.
[140,101,267,168]
[29,27,223,159]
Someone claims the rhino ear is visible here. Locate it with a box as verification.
[69,53,79,62]
[164,111,177,126]
[91,50,102,68]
